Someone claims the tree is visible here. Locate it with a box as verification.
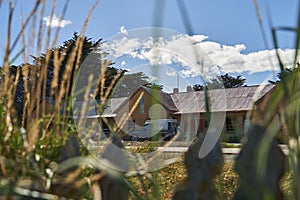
[110,72,163,98]
[10,33,125,121]
[193,84,204,91]
[31,32,126,99]
[111,72,149,98]
[219,73,246,88]
[31,32,102,98]
[193,73,246,91]
[269,67,295,84]
[144,82,163,91]
[0,65,26,119]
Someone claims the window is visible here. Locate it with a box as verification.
[226,117,235,132]
[102,122,110,136]
[168,122,177,133]
[140,96,145,113]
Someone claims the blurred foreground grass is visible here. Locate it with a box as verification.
[127,157,294,200]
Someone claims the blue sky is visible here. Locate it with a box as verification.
[1,0,299,90]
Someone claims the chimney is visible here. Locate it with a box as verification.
[187,86,193,92]
[173,88,179,93]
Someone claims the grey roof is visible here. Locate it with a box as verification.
[70,98,127,118]
[99,86,178,117]
[142,86,178,112]
[101,97,127,117]
[171,84,275,114]
[96,84,275,117]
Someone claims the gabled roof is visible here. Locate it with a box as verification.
[105,86,178,116]
[101,97,127,117]
[72,84,275,118]
[142,86,178,112]
[170,84,275,114]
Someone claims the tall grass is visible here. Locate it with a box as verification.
[0,0,128,199]
[1,0,300,199]
[252,0,300,199]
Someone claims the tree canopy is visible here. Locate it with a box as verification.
[269,67,296,84]
[32,32,102,98]
[111,72,162,98]
[218,73,246,88]
[8,33,125,120]
[193,73,246,91]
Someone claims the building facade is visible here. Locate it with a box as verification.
[97,85,275,142]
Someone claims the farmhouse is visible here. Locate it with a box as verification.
[96,84,275,142]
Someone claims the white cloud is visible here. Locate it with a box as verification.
[102,32,299,79]
[43,14,72,28]
[148,75,158,82]
[102,37,141,58]
[165,68,178,77]
[119,26,128,35]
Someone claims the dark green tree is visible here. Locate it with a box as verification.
[193,73,246,91]
[30,32,126,99]
[0,65,25,119]
[31,32,101,98]
[10,33,124,120]
[111,72,163,98]
[112,72,150,98]
[193,84,205,91]
[219,73,246,88]
[269,67,295,84]
[144,82,163,91]
[76,50,126,101]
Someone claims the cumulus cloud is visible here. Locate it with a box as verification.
[148,75,158,82]
[103,37,141,58]
[102,32,299,78]
[43,14,72,28]
[165,68,178,77]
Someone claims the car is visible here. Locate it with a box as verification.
[126,119,178,141]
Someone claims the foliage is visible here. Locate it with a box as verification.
[6,33,125,123]
[193,73,246,91]
[78,50,126,101]
[252,0,300,198]
[214,162,240,200]
[0,0,299,199]
[30,32,101,98]
[280,172,296,200]
[0,1,127,198]
[221,143,242,148]
[31,32,126,100]
[128,159,294,200]
[218,73,246,88]
[192,84,205,91]
[144,82,164,91]
[269,67,295,84]
[112,72,161,98]
[128,157,186,200]
[226,135,243,143]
